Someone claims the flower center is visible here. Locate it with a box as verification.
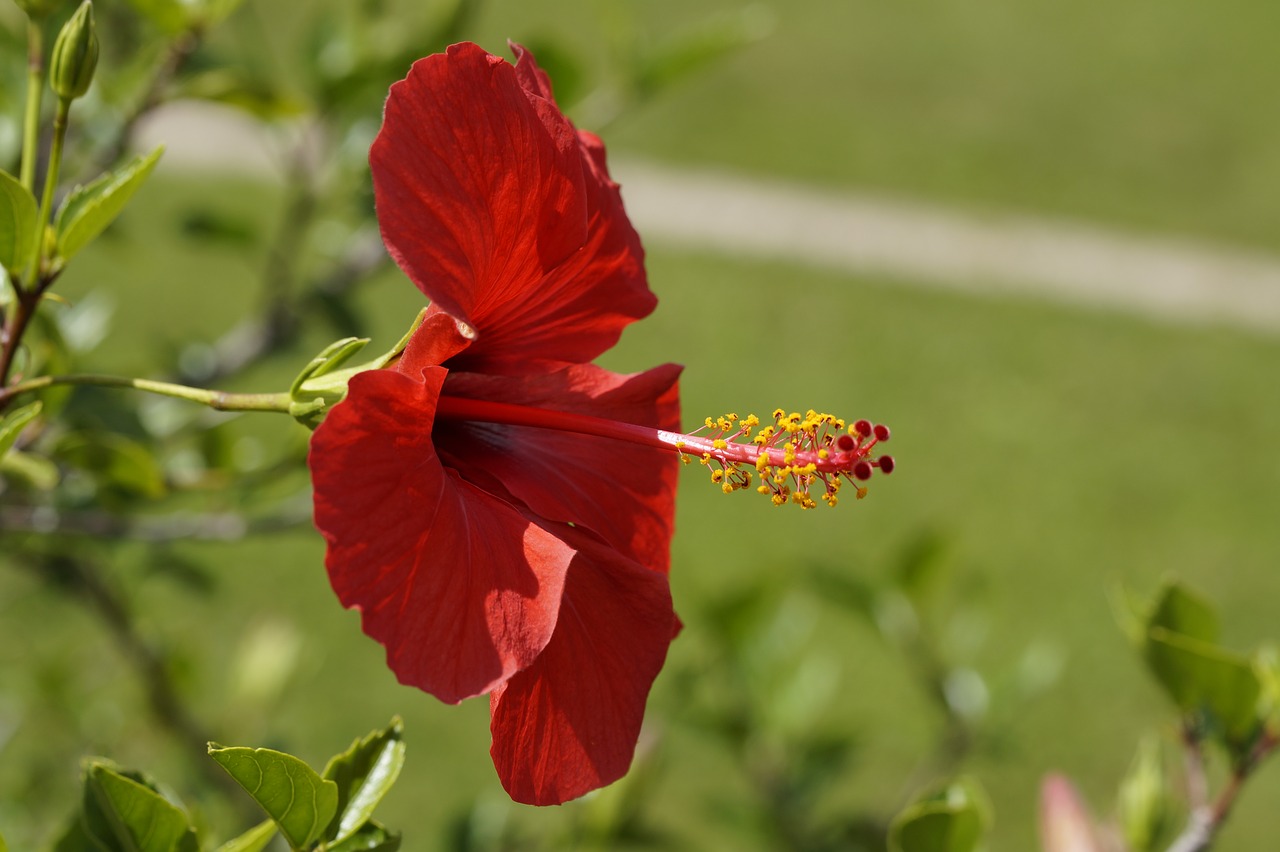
[433,397,893,509]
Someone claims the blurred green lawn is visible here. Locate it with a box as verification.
[4,0,1280,848]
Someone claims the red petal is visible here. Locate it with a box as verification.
[371,42,655,374]
[489,525,676,805]
[437,363,681,574]
[309,367,568,704]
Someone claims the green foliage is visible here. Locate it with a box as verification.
[0,400,42,459]
[34,725,403,852]
[0,169,39,275]
[320,717,406,846]
[889,777,991,852]
[79,761,200,852]
[207,745,339,851]
[1133,580,1269,760]
[54,147,164,263]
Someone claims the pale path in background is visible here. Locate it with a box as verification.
[140,101,1280,334]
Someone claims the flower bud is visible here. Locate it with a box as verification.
[49,1,99,102]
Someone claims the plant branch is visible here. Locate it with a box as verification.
[1165,728,1279,852]
[0,372,292,413]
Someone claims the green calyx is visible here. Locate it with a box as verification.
[288,309,428,430]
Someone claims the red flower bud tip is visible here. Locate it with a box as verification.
[873,423,891,442]
[877,455,895,474]
[854,419,873,437]
[852,461,873,480]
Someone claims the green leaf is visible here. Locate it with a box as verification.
[208,744,339,851]
[1145,627,1263,751]
[327,820,401,852]
[0,447,60,489]
[55,147,163,261]
[890,779,990,852]
[1147,582,1218,644]
[54,432,166,499]
[82,760,200,852]
[214,819,276,852]
[0,168,39,274]
[321,718,406,844]
[0,400,41,458]
[889,777,991,852]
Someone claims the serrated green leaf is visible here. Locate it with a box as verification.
[0,400,41,458]
[1145,628,1263,751]
[889,777,991,852]
[327,820,401,852]
[321,718,405,844]
[82,760,199,852]
[0,168,39,274]
[214,819,276,852]
[1147,582,1218,644]
[55,147,163,261]
[208,745,339,851]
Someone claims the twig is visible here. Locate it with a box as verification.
[1165,728,1278,852]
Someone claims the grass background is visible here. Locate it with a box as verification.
[3,0,1280,848]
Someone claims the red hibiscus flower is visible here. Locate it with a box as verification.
[309,42,681,806]
[308,42,895,806]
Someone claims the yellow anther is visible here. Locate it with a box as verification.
[757,485,769,494]
[721,482,734,494]
[712,439,728,450]
[700,453,711,465]
[855,486,868,499]
[772,408,785,419]
[743,414,760,428]
[710,469,724,483]
[704,417,715,429]
[818,449,829,459]
[755,453,769,472]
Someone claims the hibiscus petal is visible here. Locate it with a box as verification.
[489,525,676,805]
[309,367,568,704]
[437,363,682,574]
[371,42,655,374]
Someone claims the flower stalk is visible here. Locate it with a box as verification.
[20,18,45,192]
